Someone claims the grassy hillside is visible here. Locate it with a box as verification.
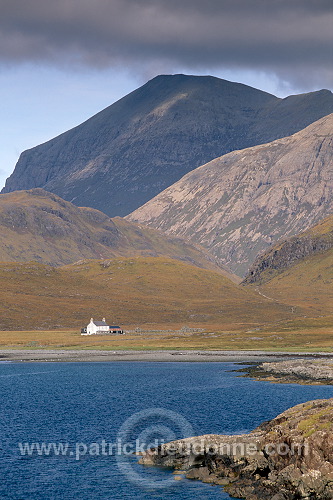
[244,214,333,284]
[255,247,333,316]
[0,188,229,275]
[0,256,292,332]
[243,215,333,316]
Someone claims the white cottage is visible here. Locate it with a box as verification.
[81,318,124,335]
[85,318,109,335]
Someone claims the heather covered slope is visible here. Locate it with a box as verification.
[129,114,333,276]
[0,257,291,331]
[0,188,227,275]
[243,215,333,316]
[3,75,333,217]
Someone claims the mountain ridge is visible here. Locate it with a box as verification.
[3,74,333,217]
[129,113,333,276]
[0,188,231,276]
[243,214,333,284]
[242,215,333,316]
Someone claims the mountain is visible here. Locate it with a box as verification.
[2,74,333,217]
[129,114,333,276]
[243,214,333,284]
[0,188,228,275]
[0,257,291,331]
[242,215,333,315]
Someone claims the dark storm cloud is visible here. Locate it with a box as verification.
[0,0,332,89]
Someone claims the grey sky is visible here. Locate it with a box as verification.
[0,0,332,90]
[0,0,332,189]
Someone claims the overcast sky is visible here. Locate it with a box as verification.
[0,0,332,189]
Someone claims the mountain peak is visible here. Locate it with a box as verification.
[3,75,333,217]
[129,114,333,276]
[144,73,277,101]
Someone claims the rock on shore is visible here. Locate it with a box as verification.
[139,398,333,499]
[252,360,333,385]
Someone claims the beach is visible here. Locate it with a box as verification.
[1,349,332,363]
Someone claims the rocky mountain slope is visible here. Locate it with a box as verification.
[242,215,333,315]
[2,75,333,217]
[129,114,333,276]
[244,214,333,284]
[0,188,227,274]
[0,257,290,331]
[139,398,333,500]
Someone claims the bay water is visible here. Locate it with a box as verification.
[0,361,332,499]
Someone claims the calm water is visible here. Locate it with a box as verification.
[0,361,332,499]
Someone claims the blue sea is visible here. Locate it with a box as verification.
[0,361,332,499]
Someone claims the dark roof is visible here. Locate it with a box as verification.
[93,321,108,326]
[109,326,122,329]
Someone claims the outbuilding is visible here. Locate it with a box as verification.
[109,326,124,334]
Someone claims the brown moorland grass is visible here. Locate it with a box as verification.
[1,256,331,351]
[0,256,294,332]
[0,315,332,351]
[256,248,333,315]
[0,189,229,276]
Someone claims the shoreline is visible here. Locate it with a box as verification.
[0,349,333,363]
[139,398,333,499]
[242,358,333,385]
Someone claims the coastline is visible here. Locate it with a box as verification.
[0,349,333,363]
[139,398,333,499]
[242,358,333,385]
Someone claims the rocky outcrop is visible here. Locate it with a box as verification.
[240,215,333,314]
[2,75,333,218]
[139,399,333,499]
[0,188,226,274]
[129,114,333,276]
[246,360,333,385]
[243,215,333,284]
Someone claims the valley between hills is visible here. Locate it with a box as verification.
[0,188,332,351]
[0,205,332,351]
[0,74,332,352]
